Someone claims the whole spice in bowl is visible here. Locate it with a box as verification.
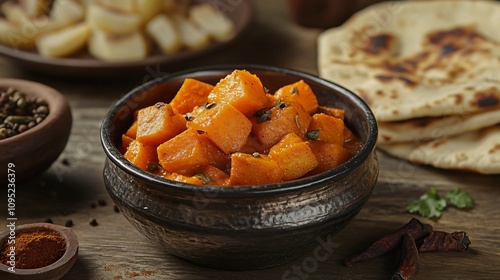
[0,223,78,280]
[0,78,72,182]
[0,87,49,139]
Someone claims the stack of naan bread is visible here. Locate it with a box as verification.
[318,0,500,174]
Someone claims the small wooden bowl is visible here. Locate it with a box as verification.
[0,223,79,280]
[0,79,72,182]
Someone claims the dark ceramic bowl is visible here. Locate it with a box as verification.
[0,79,72,182]
[100,65,378,270]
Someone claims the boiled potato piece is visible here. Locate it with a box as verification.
[189,3,234,41]
[1,1,29,25]
[86,3,141,34]
[0,18,36,49]
[172,14,209,50]
[88,29,148,61]
[36,22,90,57]
[20,0,50,17]
[50,0,85,24]
[95,0,137,13]
[136,0,162,25]
[0,19,21,47]
[146,14,181,54]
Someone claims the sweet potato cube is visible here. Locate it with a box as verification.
[229,152,283,185]
[188,103,252,154]
[239,134,266,154]
[198,165,230,186]
[125,119,138,138]
[170,78,214,114]
[157,128,222,175]
[124,140,158,170]
[317,105,345,120]
[269,133,318,181]
[124,110,140,138]
[308,141,352,175]
[208,69,269,117]
[275,80,318,114]
[121,134,134,151]
[198,133,231,171]
[165,173,206,185]
[136,102,186,146]
[308,113,345,145]
[252,100,312,150]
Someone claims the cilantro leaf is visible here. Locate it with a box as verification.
[406,188,447,218]
[445,188,474,209]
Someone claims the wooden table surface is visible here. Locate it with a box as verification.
[1,1,499,279]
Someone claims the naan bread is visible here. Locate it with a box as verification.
[378,108,500,144]
[318,0,500,122]
[378,125,500,174]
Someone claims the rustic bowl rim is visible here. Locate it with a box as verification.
[0,223,79,278]
[100,64,378,194]
[0,78,70,146]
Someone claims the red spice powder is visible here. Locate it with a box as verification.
[0,228,66,269]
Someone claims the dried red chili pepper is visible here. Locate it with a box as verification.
[418,231,470,252]
[392,233,419,280]
[344,218,432,267]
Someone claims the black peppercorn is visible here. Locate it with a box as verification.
[0,87,49,139]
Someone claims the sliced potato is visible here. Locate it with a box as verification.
[1,1,29,25]
[136,0,161,25]
[146,14,181,54]
[50,0,85,24]
[189,3,234,41]
[0,19,37,49]
[36,22,90,57]
[95,0,137,13]
[86,3,141,34]
[20,0,50,17]
[172,14,209,50]
[88,29,148,61]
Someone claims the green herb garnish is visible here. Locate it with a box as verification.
[407,188,447,218]
[195,173,211,184]
[445,188,474,209]
[254,108,272,123]
[305,129,321,140]
[407,187,474,218]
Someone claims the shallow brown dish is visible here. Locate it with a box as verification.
[0,79,72,182]
[0,0,254,78]
[100,65,379,270]
[0,223,79,280]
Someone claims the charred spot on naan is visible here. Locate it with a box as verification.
[472,88,500,108]
[439,43,460,57]
[453,93,463,106]
[360,34,398,56]
[374,74,417,87]
[429,138,448,148]
[489,143,500,155]
[426,26,489,47]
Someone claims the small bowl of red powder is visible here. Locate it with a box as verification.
[0,223,78,280]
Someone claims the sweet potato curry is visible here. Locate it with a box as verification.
[121,69,362,186]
